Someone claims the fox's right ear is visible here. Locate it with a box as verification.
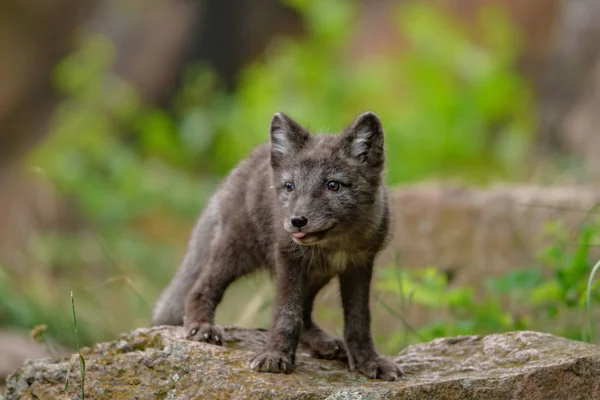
[270,113,310,168]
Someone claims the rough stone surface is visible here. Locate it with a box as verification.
[0,329,66,393]
[0,331,47,379]
[384,185,600,287]
[5,326,600,399]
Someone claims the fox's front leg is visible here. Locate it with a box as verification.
[183,265,229,345]
[250,253,306,374]
[339,260,402,381]
[184,240,257,345]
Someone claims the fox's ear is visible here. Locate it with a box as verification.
[342,111,385,168]
[270,113,310,167]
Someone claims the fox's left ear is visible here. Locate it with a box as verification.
[342,111,385,169]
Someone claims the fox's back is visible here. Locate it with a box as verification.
[207,143,278,269]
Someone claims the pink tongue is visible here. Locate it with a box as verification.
[292,232,306,238]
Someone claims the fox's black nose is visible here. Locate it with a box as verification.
[291,216,308,228]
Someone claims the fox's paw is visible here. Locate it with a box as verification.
[301,328,348,362]
[249,351,294,374]
[184,322,224,345]
[354,357,402,381]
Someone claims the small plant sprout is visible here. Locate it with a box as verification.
[65,291,86,400]
[586,258,600,342]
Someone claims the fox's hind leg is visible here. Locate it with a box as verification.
[184,236,258,345]
[299,273,348,363]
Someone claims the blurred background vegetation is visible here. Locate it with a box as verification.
[1,0,600,367]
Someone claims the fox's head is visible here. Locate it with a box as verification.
[269,111,386,246]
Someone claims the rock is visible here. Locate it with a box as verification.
[5,326,600,399]
[360,184,600,333]
[0,329,66,393]
[384,184,600,288]
[0,331,47,379]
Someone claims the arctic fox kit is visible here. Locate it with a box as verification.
[153,111,401,380]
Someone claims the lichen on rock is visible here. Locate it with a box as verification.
[4,326,600,399]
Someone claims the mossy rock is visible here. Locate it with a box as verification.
[4,326,600,399]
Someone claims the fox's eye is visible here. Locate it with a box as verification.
[285,182,295,192]
[326,181,340,192]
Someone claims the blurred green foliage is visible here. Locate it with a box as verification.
[375,215,600,354]
[0,35,213,346]
[0,0,540,350]
[179,0,534,181]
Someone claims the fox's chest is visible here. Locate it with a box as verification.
[327,251,350,272]
[301,249,368,273]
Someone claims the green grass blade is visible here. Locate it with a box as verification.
[71,291,81,352]
[586,258,600,342]
[66,291,86,400]
[79,354,86,400]
[64,354,78,392]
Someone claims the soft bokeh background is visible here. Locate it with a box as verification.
[1,0,600,380]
